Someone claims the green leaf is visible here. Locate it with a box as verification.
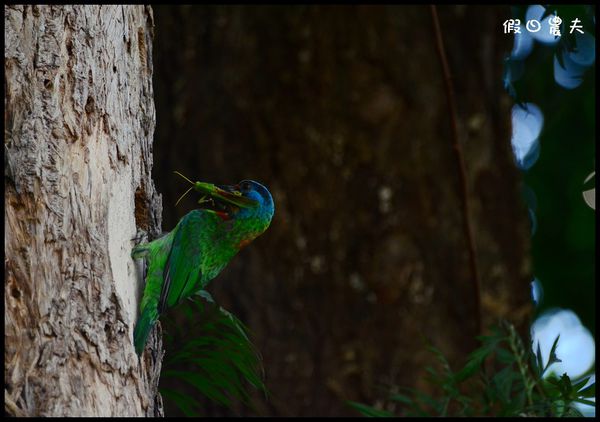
[534,341,544,376]
[160,387,202,417]
[347,401,394,417]
[453,359,481,383]
[390,393,413,405]
[557,373,573,397]
[396,387,430,416]
[571,375,593,393]
[546,335,562,368]
[546,375,561,386]
[552,399,567,417]
[564,405,585,417]
[346,321,589,417]
[577,380,595,398]
[160,296,267,412]
[428,346,451,370]
[162,369,232,407]
[495,347,516,365]
[453,344,492,383]
[411,388,444,415]
[492,365,519,404]
[572,397,596,407]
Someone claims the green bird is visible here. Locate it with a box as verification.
[132,174,275,355]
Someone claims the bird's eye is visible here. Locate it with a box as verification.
[241,181,251,192]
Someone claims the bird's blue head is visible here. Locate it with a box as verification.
[175,172,275,240]
[212,180,274,246]
[228,180,275,224]
[188,177,274,238]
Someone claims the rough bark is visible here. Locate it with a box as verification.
[152,5,531,416]
[5,5,163,416]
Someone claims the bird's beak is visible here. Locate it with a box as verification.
[193,181,259,209]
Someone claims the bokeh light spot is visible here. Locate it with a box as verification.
[525,5,561,45]
[531,308,595,380]
[511,103,544,170]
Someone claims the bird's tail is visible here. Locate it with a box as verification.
[133,306,158,355]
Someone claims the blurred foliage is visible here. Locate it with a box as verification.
[507,5,595,331]
[349,321,595,417]
[159,294,267,416]
[350,5,595,417]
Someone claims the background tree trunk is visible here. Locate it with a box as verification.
[5,5,163,416]
[151,5,532,416]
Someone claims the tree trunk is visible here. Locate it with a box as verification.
[5,5,163,416]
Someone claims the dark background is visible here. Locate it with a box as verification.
[149,5,593,416]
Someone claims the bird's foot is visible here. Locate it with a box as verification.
[131,229,150,260]
[132,228,148,245]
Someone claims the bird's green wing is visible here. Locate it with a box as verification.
[158,210,205,313]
